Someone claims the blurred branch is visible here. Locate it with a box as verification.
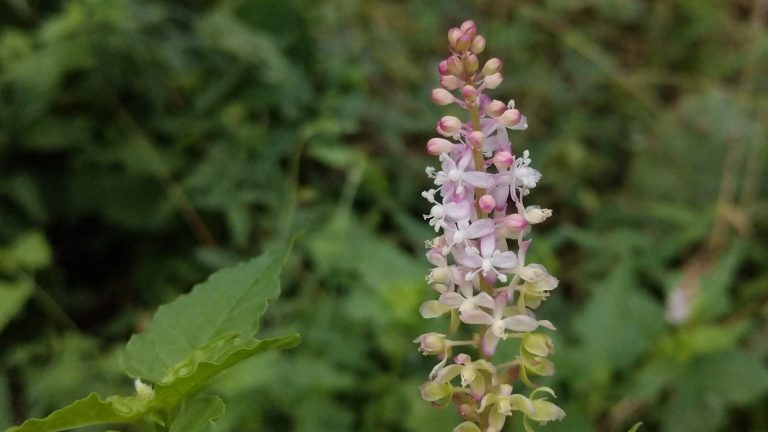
[738,0,768,218]
[111,103,218,248]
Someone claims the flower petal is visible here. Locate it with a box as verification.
[491,251,518,269]
[465,218,495,239]
[472,292,496,310]
[460,308,495,326]
[502,314,539,332]
[420,300,453,318]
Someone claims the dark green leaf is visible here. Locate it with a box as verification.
[168,395,226,432]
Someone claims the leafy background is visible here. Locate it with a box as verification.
[1,0,767,431]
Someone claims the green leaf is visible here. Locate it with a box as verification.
[168,396,226,432]
[121,240,294,382]
[153,334,300,408]
[0,232,51,273]
[0,278,34,333]
[627,422,643,432]
[692,243,745,321]
[572,264,666,373]
[5,393,144,432]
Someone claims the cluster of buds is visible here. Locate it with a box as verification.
[416,20,564,432]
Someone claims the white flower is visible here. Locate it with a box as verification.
[459,295,540,357]
[514,150,541,190]
[456,235,517,283]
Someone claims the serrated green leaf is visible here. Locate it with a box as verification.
[153,334,300,408]
[5,393,144,432]
[168,395,226,432]
[121,240,294,382]
[0,278,34,333]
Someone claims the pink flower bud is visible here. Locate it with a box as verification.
[454,353,471,364]
[498,108,522,127]
[440,75,462,90]
[427,137,455,155]
[503,214,528,230]
[460,20,476,34]
[482,58,503,76]
[484,72,503,89]
[436,116,462,136]
[455,34,471,52]
[431,88,455,105]
[448,27,462,47]
[491,151,514,168]
[447,55,464,76]
[470,35,486,54]
[478,195,496,213]
[486,99,506,117]
[468,130,485,148]
[461,85,478,104]
[464,54,479,73]
[437,60,449,76]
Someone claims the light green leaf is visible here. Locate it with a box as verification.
[153,334,300,408]
[627,422,643,432]
[5,393,144,432]
[0,232,51,273]
[0,278,34,333]
[168,396,226,432]
[573,264,666,373]
[121,240,294,382]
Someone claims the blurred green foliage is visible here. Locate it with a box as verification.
[0,0,766,431]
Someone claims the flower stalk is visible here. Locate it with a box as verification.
[416,20,564,432]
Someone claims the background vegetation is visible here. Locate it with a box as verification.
[1,0,767,431]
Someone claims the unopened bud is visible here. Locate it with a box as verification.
[478,195,496,213]
[468,130,485,148]
[486,99,507,117]
[420,381,453,404]
[524,205,553,224]
[447,55,464,76]
[448,27,462,47]
[454,353,471,364]
[470,35,486,54]
[491,151,514,168]
[522,333,554,357]
[427,137,455,154]
[482,58,503,76]
[498,109,522,127]
[455,34,471,52]
[484,73,503,89]
[464,54,479,73]
[461,85,478,104]
[437,60,449,76]
[414,332,448,355]
[432,88,455,105]
[440,75,462,90]
[436,116,462,136]
[460,20,477,34]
